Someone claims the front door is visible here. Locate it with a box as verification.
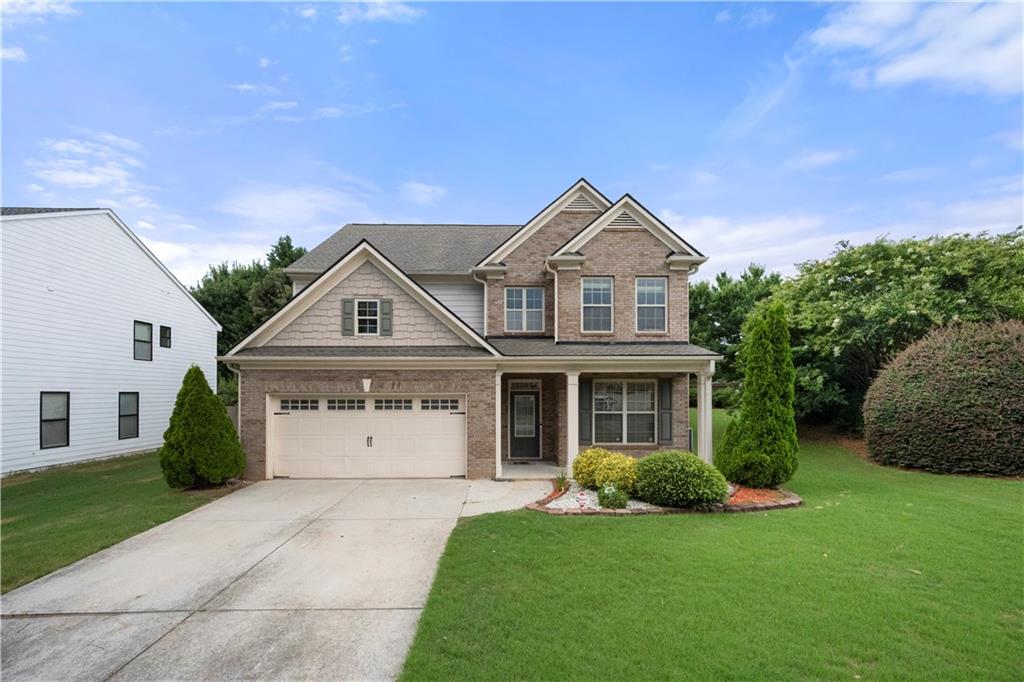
[509,390,541,459]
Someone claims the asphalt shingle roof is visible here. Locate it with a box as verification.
[232,345,492,358]
[1,207,100,216]
[286,224,520,275]
[488,338,719,357]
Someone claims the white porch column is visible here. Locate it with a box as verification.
[565,371,580,476]
[494,371,503,478]
[696,369,714,464]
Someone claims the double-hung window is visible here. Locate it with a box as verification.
[582,277,613,332]
[134,321,152,361]
[636,277,667,332]
[40,392,70,449]
[159,325,172,348]
[119,392,139,440]
[356,300,379,335]
[593,380,656,444]
[505,287,544,332]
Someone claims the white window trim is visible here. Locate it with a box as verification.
[355,298,380,336]
[581,277,614,334]
[635,276,668,334]
[592,379,657,445]
[504,287,546,333]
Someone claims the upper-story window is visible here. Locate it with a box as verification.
[636,277,667,333]
[356,300,379,335]
[159,325,172,348]
[505,287,544,332]
[582,277,613,332]
[134,321,152,361]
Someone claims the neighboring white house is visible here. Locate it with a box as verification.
[0,208,221,474]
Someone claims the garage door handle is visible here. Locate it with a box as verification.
[366,435,373,447]
[273,412,290,416]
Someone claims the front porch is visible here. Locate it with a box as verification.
[493,367,716,477]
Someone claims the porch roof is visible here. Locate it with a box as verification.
[488,338,719,357]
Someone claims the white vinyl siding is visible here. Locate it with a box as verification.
[414,279,485,334]
[0,212,219,474]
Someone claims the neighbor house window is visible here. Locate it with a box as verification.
[159,325,172,348]
[119,392,139,440]
[134,321,152,361]
[593,380,656,444]
[505,287,544,332]
[40,392,69,449]
[636,277,667,332]
[582,277,613,332]
[356,300,379,335]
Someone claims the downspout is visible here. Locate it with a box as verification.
[472,270,489,337]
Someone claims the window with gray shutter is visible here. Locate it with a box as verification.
[341,299,355,336]
[579,378,592,445]
[380,299,393,336]
[658,378,673,444]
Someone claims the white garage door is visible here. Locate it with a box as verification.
[269,395,467,478]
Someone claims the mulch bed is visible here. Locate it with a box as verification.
[528,481,802,516]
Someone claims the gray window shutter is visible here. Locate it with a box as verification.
[658,378,673,445]
[341,299,354,336]
[380,299,393,336]
[579,378,592,445]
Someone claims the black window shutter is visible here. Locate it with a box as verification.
[579,378,592,445]
[341,299,355,336]
[658,378,673,445]
[380,299,393,336]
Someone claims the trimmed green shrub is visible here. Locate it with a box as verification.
[635,451,729,509]
[160,365,245,488]
[598,485,629,509]
[863,321,1024,476]
[572,447,617,489]
[714,300,799,487]
[594,453,638,495]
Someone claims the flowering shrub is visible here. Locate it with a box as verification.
[572,447,617,489]
[594,453,638,496]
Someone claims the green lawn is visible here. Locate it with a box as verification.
[1,452,232,593]
[402,410,1023,681]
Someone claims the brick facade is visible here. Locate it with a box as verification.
[557,228,689,342]
[486,208,601,337]
[238,368,496,480]
[267,261,465,347]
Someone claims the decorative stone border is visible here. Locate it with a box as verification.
[527,483,802,516]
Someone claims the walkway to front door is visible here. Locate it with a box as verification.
[1,478,549,681]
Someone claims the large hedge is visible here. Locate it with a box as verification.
[160,365,245,488]
[715,300,799,487]
[635,451,728,509]
[863,321,1024,476]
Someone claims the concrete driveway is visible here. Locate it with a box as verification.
[1,478,549,681]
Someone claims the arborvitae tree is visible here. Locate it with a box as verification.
[160,365,245,488]
[714,300,798,487]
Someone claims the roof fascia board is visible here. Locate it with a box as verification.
[227,240,499,356]
[553,194,707,260]
[222,355,719,371]
[476,178,612,267]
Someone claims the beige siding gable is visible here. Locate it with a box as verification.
[266,261,467,347]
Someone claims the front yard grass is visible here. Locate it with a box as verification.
[1,452,233,593]
[402,410,1023,681]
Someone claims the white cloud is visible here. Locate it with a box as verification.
[273,102,390,122]
[692,170,720,186]
[715,10,731,24]
[740,8,775,29]
[996,128,1023,152]
[811,2,1023,95]
[136,220,156,230]
[785,148,856,171]
[400,181,447,205]
[261,100,298,111]
[876,167,943,183]
[339,45,354,63]
[2,46,28,62]
[298,6,317,20]
[28,133,155,205]
[258,57,277,69]
[1,0,77,28]
[228,82,280,94]
[717,53,801,139]
[215,184,379,227]
[336,2,423,25]
[141,237,270,287]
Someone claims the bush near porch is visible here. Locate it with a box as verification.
[573,446,726,509]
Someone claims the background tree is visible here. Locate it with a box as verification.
[773,229,1024,430]
[160,365,245,488]
[266,235,307,269]
[714,300,798,488]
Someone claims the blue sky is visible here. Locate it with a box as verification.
[3,1,1022,284]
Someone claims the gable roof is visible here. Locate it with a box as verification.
[228,239,500,356]
[1,208,221,330]
[552,193,706,261]
[285,224,518,276]
[475,178,612,267]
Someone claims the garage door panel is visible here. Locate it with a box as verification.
[270,396,466,479]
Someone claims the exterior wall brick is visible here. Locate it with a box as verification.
[486,209,601,337]
[557,228,689,342]
[238,368,496,480]
[267,261,465,347]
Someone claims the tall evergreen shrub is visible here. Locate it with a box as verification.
[160,365,245,488]
[714,301,798,487]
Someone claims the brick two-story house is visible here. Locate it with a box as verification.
[223,179,719,480]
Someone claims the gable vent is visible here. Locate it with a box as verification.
[565,193,599,211]
[609,211,641,227]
